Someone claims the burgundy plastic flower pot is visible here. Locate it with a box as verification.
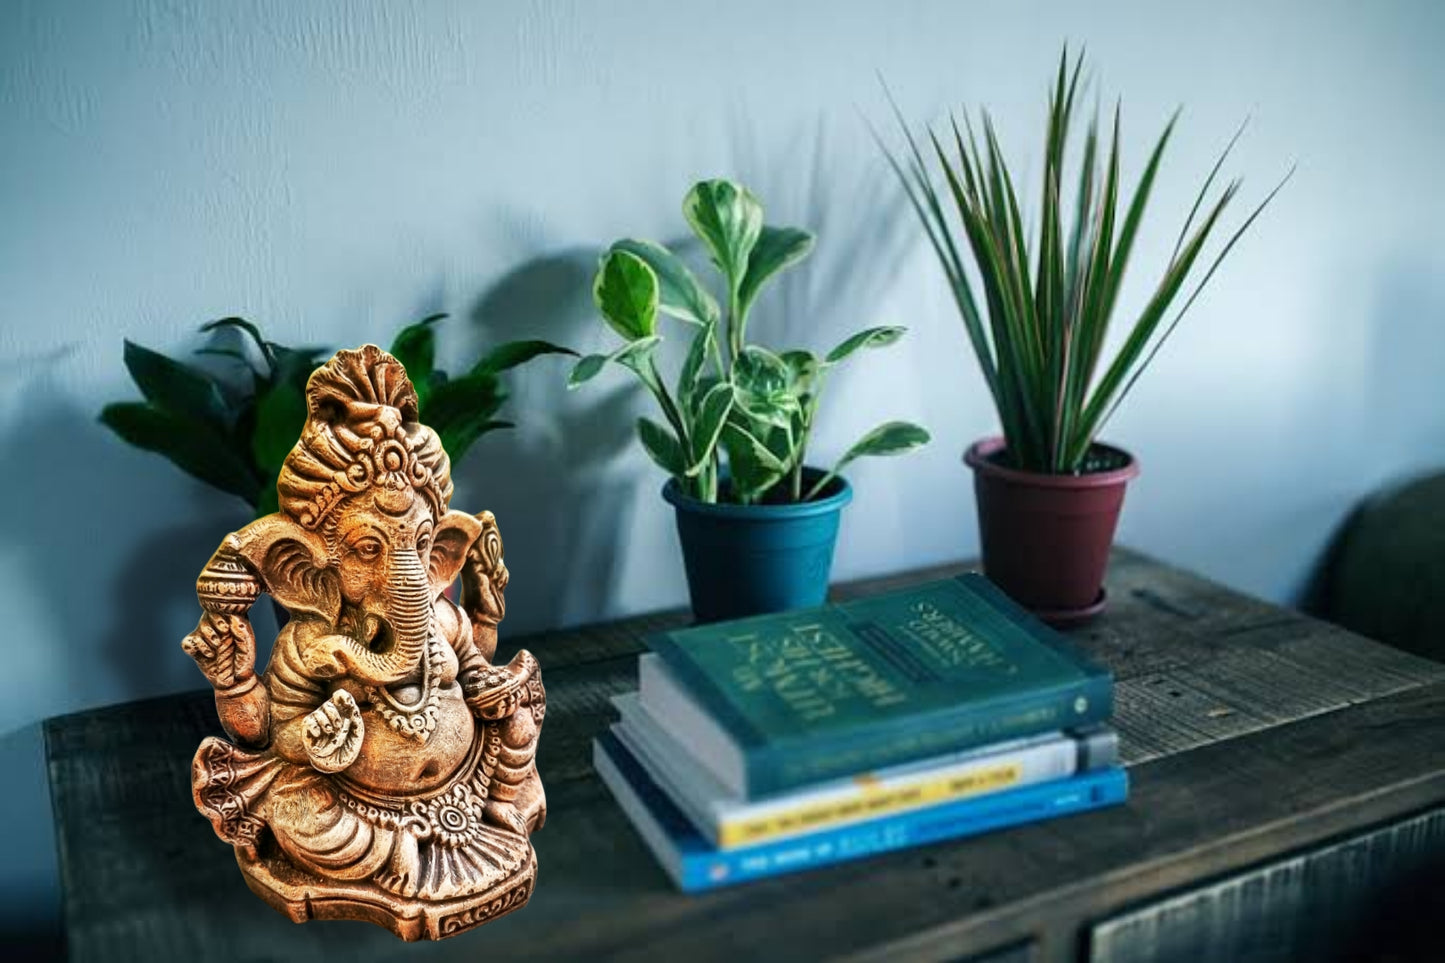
[964,436,1139,625]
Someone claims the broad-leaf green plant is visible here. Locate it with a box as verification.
[879,47,1290,474]
[101,315,573,518]
[568,179,930,505]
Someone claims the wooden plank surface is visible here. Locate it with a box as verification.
[46,548,1445,962]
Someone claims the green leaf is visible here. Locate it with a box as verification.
[732,345,791,397]
[733,392,798,431]
[683,179,763,292]
[424,372,509,464]
[737,225,814,321]
[837,421,931,467]
[567,354,608,389]
[779,350,818,393]
[719,421,787,503]
[388,314,446,404]
[268,345,328,390]
[684,382,733,476]
[566,335,663,389]
[122,340,231,429]
[805,421,930,501]
[255,482,280,520]
[99,402,260,504]
[250,380,306,477]
[636,417,686,476]
[611,239,720,326]
[593,249,659,342]
[199,317,273,369]
[678,321,717,413]
[471,339,577,377]
[823,325,907,365]
[731,345,798,430]
[611,335,663,374]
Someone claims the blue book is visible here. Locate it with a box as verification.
[642,573,1113,797]
[593,731,1129,893]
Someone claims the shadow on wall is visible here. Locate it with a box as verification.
[0,359,252,947]
[437,128,928,631]
[727,115,918,353]
[451,247,641,633]
[0,371,252,728]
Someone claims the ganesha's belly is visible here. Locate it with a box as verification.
[343,683,475,795]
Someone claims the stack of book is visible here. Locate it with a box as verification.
[594,573,1127,892]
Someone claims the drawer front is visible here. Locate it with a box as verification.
[1090,806,1445,963]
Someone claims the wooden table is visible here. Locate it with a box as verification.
[46,549,1445,962]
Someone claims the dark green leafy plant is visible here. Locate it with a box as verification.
[101,316,573,518]
[568,178,930,505]
[880,47,1290,473]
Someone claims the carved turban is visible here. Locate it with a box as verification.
[276,345,453,529]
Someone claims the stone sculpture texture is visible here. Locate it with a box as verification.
[183,345,545,940]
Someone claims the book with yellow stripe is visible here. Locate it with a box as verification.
[611,692,1118,850]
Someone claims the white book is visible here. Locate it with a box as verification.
[612,691,1114,850]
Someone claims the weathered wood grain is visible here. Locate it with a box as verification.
[45,549,1445,962]
[1090,805,1445,963]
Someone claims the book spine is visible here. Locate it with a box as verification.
[747,671,1114,796]
[715,734,1078,849]
[679,767,1129,892]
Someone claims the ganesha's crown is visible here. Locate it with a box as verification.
[277,345,454,529]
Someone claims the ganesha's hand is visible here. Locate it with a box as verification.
[462,651,539,721]
[464,566,507,627]
[302,690,364,774]
[181,612,256,690]
[463,515,507,620]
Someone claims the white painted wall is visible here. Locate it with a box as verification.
[3,0,1443,939]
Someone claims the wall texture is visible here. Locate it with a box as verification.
[2,0,1443,940]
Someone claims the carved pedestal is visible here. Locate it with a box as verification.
[239,841,536,941]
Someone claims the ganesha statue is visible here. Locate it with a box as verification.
[182,345,544,940]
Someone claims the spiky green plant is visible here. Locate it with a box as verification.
[881,47,1290,473]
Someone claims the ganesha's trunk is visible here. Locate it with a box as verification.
[344,551,435,689]
[384,550,434,682]
[387,552,430,647]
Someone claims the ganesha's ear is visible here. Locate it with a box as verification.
[227,515,341,623]
[429,510,483,596]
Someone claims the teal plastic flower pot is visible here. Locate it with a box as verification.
[663,469,853,623]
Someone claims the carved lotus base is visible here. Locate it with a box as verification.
[236,841,537,941]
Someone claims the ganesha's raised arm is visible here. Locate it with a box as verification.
[186,545,270,747]
[459,510,508,663]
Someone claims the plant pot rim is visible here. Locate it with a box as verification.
[662,467,853,519]
[964,436,1140,489]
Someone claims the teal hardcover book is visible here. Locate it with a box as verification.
[641,573,1113,797]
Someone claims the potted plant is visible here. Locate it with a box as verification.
[569,179,930,622]
[101,314,574,518]
[882,48,1288,623]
